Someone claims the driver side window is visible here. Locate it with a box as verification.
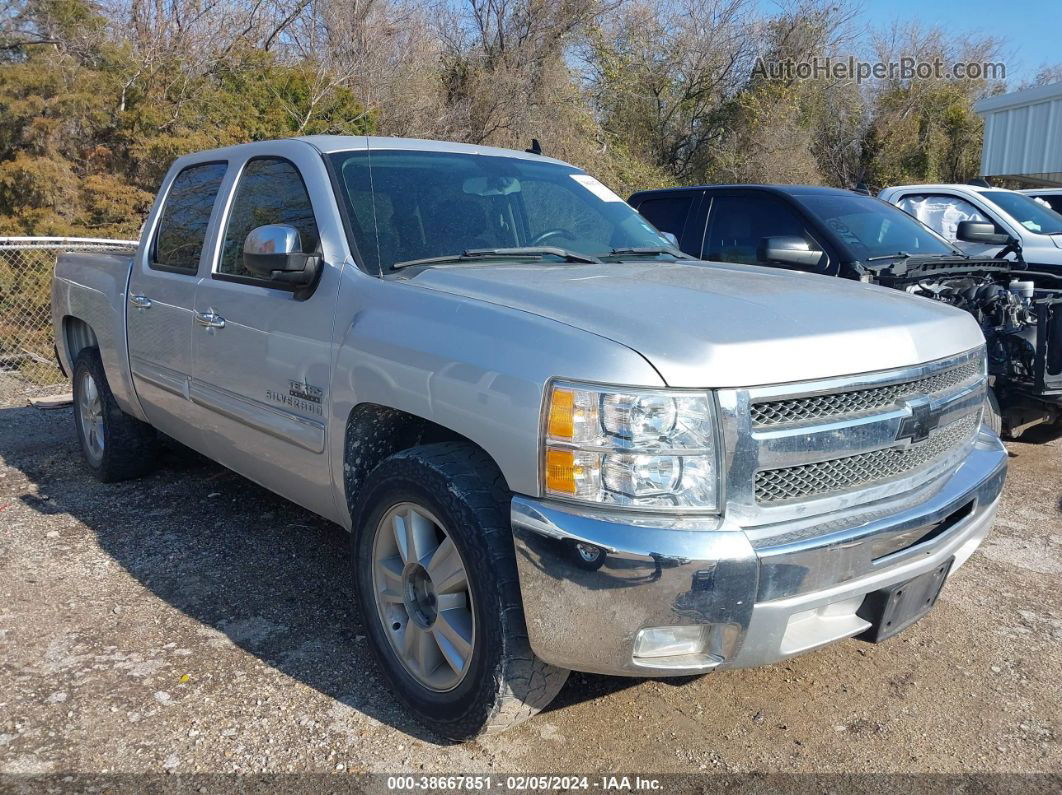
[218,157,320,281]
[896,194,997,242]
[704,194,823,270]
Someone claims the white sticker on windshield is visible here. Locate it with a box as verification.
[570,173,624,202]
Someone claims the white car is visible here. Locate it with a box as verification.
[1020,188,1062,215]
[879,184,1062,272]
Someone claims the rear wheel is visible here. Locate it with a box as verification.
[352,442,569,740]
[72,348,158,482]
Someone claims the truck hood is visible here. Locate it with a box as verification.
[959,241,1062,267]
[1020,241,1062,264]
[407,260,985,388]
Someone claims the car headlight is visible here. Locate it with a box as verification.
[543,381,721,512]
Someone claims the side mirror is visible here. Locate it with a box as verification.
[243,225,319,288]
[955,220,1011,246]
[660,231,680,248]
[758,236,824,269]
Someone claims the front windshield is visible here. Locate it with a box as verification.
[796,194,958,261]
[981,191,1062,235]
[328,149,673,271]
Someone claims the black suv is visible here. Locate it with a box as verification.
[629,184,1062,437]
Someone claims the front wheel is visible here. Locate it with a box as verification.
[351,442,569,740]
[570,540,607,571]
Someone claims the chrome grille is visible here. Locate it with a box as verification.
[755,411,980,504]
[751,358,982,427]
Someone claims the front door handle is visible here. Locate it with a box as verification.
[129,294,152,309]
[194,311,225,329]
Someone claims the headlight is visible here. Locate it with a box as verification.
[543,381,721,512]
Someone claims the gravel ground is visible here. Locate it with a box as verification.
[0,387,1059,781]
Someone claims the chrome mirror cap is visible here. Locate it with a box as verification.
[243,224,301,259]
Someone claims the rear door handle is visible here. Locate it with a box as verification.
[194,311,225,329]
[129,294,152,309]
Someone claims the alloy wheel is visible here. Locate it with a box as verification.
[371,502,476,692]
[77,369,105,465]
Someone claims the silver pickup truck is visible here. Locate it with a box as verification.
[52,136,1007,740]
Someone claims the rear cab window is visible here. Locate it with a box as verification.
[152,162,228,274]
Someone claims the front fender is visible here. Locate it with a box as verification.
[326,272,664,528]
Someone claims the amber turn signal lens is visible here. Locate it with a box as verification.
[545,448,577,495]
[547,387,575,439]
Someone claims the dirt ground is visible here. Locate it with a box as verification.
[0,383,1059,781]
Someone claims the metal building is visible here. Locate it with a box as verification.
[975,82,1062,187]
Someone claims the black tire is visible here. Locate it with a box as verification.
[351,441,569,740]
[984,387,1003,437]
[72,347,158,482]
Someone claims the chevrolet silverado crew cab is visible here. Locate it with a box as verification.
[53,138,1006,740]
[630,184,1062,437]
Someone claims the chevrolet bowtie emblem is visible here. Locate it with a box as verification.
[896,395,936,445]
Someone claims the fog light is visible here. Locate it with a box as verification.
[633,625,709,659]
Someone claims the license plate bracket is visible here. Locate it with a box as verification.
[856,558,953,643]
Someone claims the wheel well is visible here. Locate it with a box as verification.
[343,404,498,516]
[63,317,98,366]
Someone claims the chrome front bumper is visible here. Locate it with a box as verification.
[511,428,1007,677]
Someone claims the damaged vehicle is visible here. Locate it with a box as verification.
[630,184,1062,436]
[879,183,1062,271]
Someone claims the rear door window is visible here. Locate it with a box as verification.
[217,157,320,282]
[152,162,227,273]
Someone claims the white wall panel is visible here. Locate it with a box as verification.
[976,84,1062,185]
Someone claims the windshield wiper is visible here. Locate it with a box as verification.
[604,246,685,259]
[865,251,913,262]
[393,247,601,269]
[465,247,601,263]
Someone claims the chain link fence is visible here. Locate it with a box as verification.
[0,237,137,402]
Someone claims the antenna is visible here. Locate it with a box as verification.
[525,139,542,156]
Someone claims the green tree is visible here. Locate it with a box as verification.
[0,0,374,236]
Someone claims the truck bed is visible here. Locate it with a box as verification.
[52,250,141,418]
